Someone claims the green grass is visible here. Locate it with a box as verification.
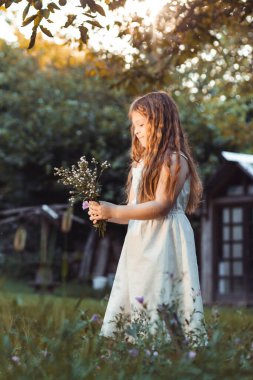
[0,282,253,379]
[0,275,109,299]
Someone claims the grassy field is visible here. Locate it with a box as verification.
[0,281,253,380]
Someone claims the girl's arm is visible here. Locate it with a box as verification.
[89,154,189,223]
[106,181,134,225]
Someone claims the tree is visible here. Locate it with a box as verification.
[0,38,130,208]
[0,0,127,49]
[110,0,252,93]
[1,0,252,55]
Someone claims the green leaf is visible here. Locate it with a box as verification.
[28,28,37,49]
[86,20,103,28]
[79,25,88,44]
[79,0,87,8]
[83,12,96,19]
[22,2,30,21]
[34,13,43,27]
[4,0,12,8]
[48,2,61,12]
[41,8,50,19]
[22,14,37,27]
[63,14,77,28]
[86,0,97,13]
[93,3,105,17]
[40,25,53,37]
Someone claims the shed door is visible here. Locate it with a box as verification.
[215,205,253,303]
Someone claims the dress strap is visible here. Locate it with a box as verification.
[171,151,188,161]
[171,151,191,182]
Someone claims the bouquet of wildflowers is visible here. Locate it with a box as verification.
[54,156,110,237]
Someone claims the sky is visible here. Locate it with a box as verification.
[0,0,168,54]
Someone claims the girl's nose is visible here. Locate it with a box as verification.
[135,126,140,135]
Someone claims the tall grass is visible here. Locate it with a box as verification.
[0,290,253,379]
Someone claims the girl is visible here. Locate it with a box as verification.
[88,91,208,346]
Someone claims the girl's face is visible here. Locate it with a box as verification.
[132,111,148,148]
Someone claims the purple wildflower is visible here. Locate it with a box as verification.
[128,348,139,358]
[90,314,100,322]
[188,351,196,360]
[82,201,89,210]
[153,351,159,357]
[135,296,144,304]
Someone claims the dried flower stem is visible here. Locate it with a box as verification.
[54,156,110,237]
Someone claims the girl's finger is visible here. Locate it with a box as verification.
[89,201,99,206]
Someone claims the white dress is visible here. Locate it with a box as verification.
[100,154,208,346]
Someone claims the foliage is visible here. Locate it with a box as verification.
[0,0,127,50]
[112,0,252,92]
[0,38,130,208]
[1,0,252,56]
[0,290,253,379]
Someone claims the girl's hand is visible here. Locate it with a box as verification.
[88,201,116,224]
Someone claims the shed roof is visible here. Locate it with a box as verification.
[222,151,253,179]
[205,151,253,196]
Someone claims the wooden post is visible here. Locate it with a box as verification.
[40,216,49,264]
[78,229,97,281]
[92,236,110,277]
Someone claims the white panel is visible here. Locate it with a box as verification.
[218,279,229,294]
[232,207,242,223]
[219,261,230,276]
[232,226,242,240]
[223,243,230,258]
[223,226,230,241]
[232,243,243,258]
[222,208,229,223]
[233,261,243,276]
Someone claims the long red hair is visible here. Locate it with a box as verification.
[126,91,202,214]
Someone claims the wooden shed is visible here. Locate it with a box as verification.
[201,151,253,306]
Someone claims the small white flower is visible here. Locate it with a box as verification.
[11,355,20,364]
